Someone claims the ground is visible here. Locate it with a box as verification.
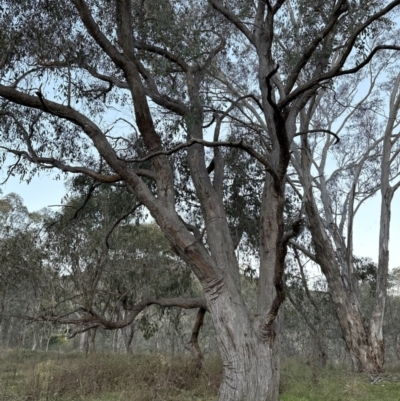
[1,350,399,401]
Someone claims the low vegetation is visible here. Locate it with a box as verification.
[0,350,399,401]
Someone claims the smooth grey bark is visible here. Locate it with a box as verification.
[369,71,400,369]
[79,331,88,352]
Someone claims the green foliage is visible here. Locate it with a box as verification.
[354,256,378,293]
[48,334,68,346]
[137,315,159,340]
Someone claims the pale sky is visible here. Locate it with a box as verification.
[1,171,399,269]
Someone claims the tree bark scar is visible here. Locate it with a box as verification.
[204,276,224,300]
[226,326,237,350]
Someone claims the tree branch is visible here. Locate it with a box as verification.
[207,0,255,46]
[105,202,142,249]
[72,182,103,219]
[284,0,349,95]
[121,137,280,183]
[289,240,318,263]
[133,41,189,72]
[295,129,340,144]
[72,0,127,69]
[2,296,208,331]
[282,45,400,107]
[1,146,123,183]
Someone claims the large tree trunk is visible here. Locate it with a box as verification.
[330,283,380,372]
[207,291,280,401]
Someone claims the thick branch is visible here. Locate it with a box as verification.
[72,0,127,69]
[207,0,255,46]
[289,240,318,263]
[3,297,208,331]
[133,41,189,72]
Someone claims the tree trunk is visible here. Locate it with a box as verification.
[46,336,51,352]
[32,330,37,351]
[305,196,382,373]
[368,186,391,372]
[79,331,88,352]
[87,328,97,354]
[368,74,400,370]
[122,324,134,354]
[297,125,383,373]
[314,329,328,369]
[207,291,280,401]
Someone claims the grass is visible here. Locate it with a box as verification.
[0,349,221,401]
[0,349,399,400]
[280,359,400,401]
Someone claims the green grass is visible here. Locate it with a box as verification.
[280,359,400,401]
[0,350,399,400]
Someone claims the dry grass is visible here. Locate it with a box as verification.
[1,350,400,401]
[0,350,221,401]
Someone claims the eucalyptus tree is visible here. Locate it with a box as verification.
[0,192,47,348]
[290,48,400,372]
[39,184,199,353]
[1,1,400,399]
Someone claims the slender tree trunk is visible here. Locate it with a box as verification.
[5,317,13,348]
[314,328,328,368]
[79,331,88,352]
[368,75,400,369]
[46,336,51,352]
[32,330,37,351]
[87,328,97,354]
[122,324,134,354]
[368,189,392,371]
[368,89,398,370]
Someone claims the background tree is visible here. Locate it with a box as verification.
[290,47,400,371]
